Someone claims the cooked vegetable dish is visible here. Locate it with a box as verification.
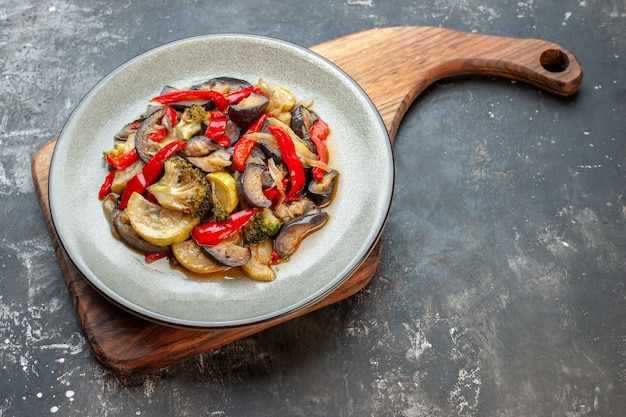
[99,77,339,281]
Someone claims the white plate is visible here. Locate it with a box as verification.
[49,34,393,329]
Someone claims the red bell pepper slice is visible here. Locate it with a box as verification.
[148,129,167,142]
[223,86,263,105]
[151,87,263,112]
[248,113,272,133]
[150,90,230,111]
[146,105,177,142]
[204,111,231,147]
[263,186,279,201]
[309,118,330,181]
[146,192,159,205]
[164,105,177,127]
[262,177,290,205]
[232,113,272,171]
[232,136,257,171]
[267,125,305,198]
[145,250,169,263]
[118,140,187,210]
[191,208,260,247]
[270,248,282,264]
[98,170,116,199]
[105,147,140,170]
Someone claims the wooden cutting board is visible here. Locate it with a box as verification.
[31,26,583,376]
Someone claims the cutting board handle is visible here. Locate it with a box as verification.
[311,26,584,142]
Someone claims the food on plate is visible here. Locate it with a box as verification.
[98,77,339,281]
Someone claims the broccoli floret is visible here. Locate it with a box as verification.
[147,155,212,219]
[243,208,283,246]
[175,105,210,140]
[211,198,231,222]
[181,105,210,124]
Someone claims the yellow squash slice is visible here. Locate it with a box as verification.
[207,171,239,214]
[242,239,276,281]
[171,240,230,274]
[126,192,200,247]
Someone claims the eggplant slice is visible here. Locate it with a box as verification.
[114,117,144,141]
[111,207,169,254]
[201,233,251,267]
[228,93,269,130]
[181,135,222,157]
[274,210,328,259]
[307,170,339,207]
[238,163,272,208]
[134,107,167,162]
[290,105,318,140]
[191,77,251,94]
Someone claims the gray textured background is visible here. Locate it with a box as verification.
[1,0,625,416]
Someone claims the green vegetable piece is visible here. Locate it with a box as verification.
[147,155,212,219]
[181,105,210,124]
[243,208,283,246]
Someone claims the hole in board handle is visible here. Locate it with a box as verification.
[540,49,570,73]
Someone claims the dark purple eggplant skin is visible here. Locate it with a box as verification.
[246,146,267,166]
[274,210,328,259]
[307,170,339,207]
[228,93,269,130]
[134,107,167,162]
[171,100,215,112]
[200,118,241,148]
[111,208,169,254]
[201,239,251,267]
[181,135,222,157]
[290,105,318,140]
[257,122,283,160]
[257,136,282,161]
[191,77,251,93]
[114,117,144,141]
[224,119,241,146]
[159,85,178,94]
[238,163,272,208]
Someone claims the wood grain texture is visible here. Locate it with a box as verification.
[310,26,583,142]
[31,26,582,375]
